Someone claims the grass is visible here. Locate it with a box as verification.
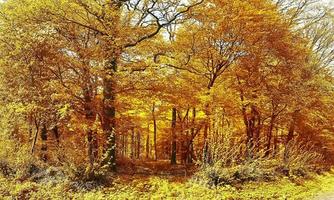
[1,171,334,199]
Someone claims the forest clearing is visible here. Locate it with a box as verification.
[0,0,334,199]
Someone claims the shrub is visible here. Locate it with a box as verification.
[0,137,45,181]
[280,139,323,177]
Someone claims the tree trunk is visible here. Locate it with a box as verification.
[92,131,98,159]
[152,103,158,160]
[188,107,196,164]
[237,76,255,159]
[121,134,124,156]
[146,124,150,159]
[137,131,140,159]
[287,119,296,144]
[273,127,279,157]
[40,124,48,161]
[171,107,177,165]
[131,128,135,159]
[240,93,252,159]
[102,58,118,171]
[284,110,299,163]
[253,107,261,154]
[265,115,275,157]
[86,129,94,179]
[52,126,60,146]
[243,105,261,159]
[124,134,128,157]
[29,127,32,143]
[83,66,96,178]
[203,123,209,163]
[122,134,126,157]
[30,119,39,154]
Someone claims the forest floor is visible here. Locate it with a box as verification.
[1,164,334,200]
[317,193,334,200]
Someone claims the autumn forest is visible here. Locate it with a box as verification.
[0,0,334,199]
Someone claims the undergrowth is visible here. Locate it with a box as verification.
[1,171,334,200]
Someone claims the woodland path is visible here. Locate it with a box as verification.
[316,193,334,200]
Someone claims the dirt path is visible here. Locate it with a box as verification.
[316,193,334,200]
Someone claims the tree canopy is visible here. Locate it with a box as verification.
[0,0,333,182]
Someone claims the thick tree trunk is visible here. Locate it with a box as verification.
[287,120,295,144]
[83,63,96,174]
[284,110,299,163]
[237,76,255,159]
[265,115,275,157]
[287,110,300,144]
[52,126,60,146]
[171,107,177,165]
[102,58,118,171]
[242,105,261,159]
